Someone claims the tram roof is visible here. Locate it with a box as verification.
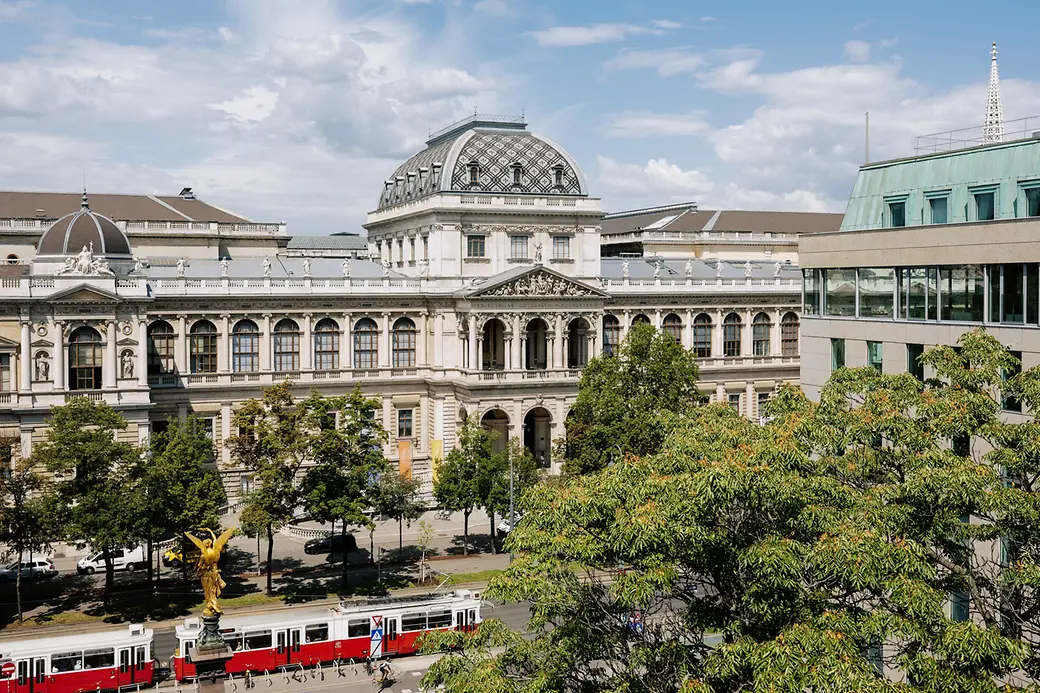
[0,624,151,658]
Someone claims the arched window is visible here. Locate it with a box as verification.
[525,318,548,370]
[781,312,800,357]
[147,320,175,376]
[663,313,683,343]
[69,326,102,391]
[693,314,712,358]
[354,318,379,370]
[189,320,218,374]
[314,318,340,371]
[723,313,742,357]
[232,320,259,373]
[602,315,621,357]
[567,318,590,369]
[632,314,651,327]
[753,313,772,356]
[273,319,300,372]
[392,317,417,368]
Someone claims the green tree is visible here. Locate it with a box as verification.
[299,387,389,589]
[417,519,435,585]
[147,415,227,586]
[227,381,310,596]
[434,417,492,556]
[30,398,143,598]
[482,438,539,554]
[563,322,701,475]
[421,329,1040,692]
[0,440,49,623]
[372,470,425,555]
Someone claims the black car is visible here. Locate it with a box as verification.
[304,533,358,555]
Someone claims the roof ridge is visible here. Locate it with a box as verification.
[147,195,195,221]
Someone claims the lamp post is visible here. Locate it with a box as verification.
[508,450,515,564]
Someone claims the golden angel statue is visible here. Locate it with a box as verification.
[185,527,236,616]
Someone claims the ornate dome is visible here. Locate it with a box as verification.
[377,115,588,211]
[37,193,132,256]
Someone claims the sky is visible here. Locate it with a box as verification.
[0,0,1038,234]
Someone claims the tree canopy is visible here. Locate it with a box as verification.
[564,322,701,475]
[434,416,493,556]
[421,329,1040,692]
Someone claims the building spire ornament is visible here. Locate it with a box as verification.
[81,189,89,210]
[983,41,1005,144]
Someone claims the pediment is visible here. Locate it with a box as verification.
[0,335,17,350]
[31,338,54,349]
[468,266,608,299]
[46,284,121,304]
[117,337,139,347]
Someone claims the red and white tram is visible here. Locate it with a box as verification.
[172,589,482,681]
[0,624,153,693]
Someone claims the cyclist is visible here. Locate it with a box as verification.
[377,661,394,684]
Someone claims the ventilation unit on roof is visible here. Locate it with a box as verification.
[35,209,45,218]
[179,187,196,200]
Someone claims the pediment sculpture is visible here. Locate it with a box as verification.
[481,270,598,297]
[54,242,114,276]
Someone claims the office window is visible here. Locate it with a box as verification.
[723,313,742,357]
[927,268,939,321]
[888,200,906,227]
[1001,264,1026,324]
[867,341,883,373]
[728,394,741,413]
[510,236,528,259]
[902,268,928,320]
[693,314,712,358]
[907,343,925,382]
[552,236,570,260]
[466,235,485,258]
[189,320,218,374]
[974,190,996,221]
[780,313,799,356]
[232,320,259,373]
[951,592,970,622]
[940,266,985,322]
[803,268,821,315]
[313,318,340,371]
[858,268,895,318]
[831,338,845,371]
[929,196,949,224]
[1003,350,1022,413]
[824,269,856,316]
[1027,187,1040,217]
[397,409,413,438]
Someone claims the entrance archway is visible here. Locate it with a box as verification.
[482,319,506,370]
[480,408,510,454]
[523,407,552,468]
[525,318,548,370]
[567,318,590,369]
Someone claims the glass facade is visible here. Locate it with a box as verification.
[867,341,883,372]
[824,269,856,316]
[803,269,821,315]
[831,338,845,371]
[858,268,895,318]
[907,343,924,382]
[940,266,985,322]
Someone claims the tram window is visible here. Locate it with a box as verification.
[427,610,452,629]
[244,630,273,650]
[136,645,148,668]
[17,660,28,685]
[223,633,244,651]
[52,652,83,673]
[83,649,115,670]
[401,612,427,632]
[305,623,329,642]
[347,619,370,638]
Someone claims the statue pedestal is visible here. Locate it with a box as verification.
[188,614,233,692]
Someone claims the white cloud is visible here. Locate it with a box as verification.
[596,156,714,197]
[605,111,710,138]
[210,85,279,125]
[843,40,872,63]
[651,19,682,30]
[474,0,511,16]
[528,21,678,47]
[0,1,32,22]
[602,48,705,77]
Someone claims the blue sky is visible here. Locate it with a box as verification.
[0,0,1037,233]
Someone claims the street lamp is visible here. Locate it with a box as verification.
[508,449,515,564]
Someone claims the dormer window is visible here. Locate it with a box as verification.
[511,164,523,185]
[468,162,479,185]
[553,165,564,187]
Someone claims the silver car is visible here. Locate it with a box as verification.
[0,559,58,582]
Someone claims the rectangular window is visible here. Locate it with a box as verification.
[401,612,427,632]
[906,268,927,320]
[907,343,925,382]
[347,619,370,638]
[427,609,453,629]
[867,341,883,373]
[466,235,485,258]
[927,267,939,321]
[758,392,770,419]
[858,268,895,318]
[51,652,83,673]
[1027,187,1040,217]
[888,200,906,227]
[728,394,741,413]
[953,434,970,457]
[831,338,845,371]
[244,631,273,651]
[397,408,413,438]
[940,266,985,322]
[83,649,115,670]
[974,190,996,221]
[951,592,970,622]
[221,632,244,652]
[509,235,528,259]
[1002,264,1026,324]
[1030,265,1040,325]
[0,353,10,391]
[240,475,254,496]
[1003,350,1022,413]
[802,269,821,315]
[929,196,948,224]
[824,269,856,317]
[552,236,570,260]
[305,624,329,643]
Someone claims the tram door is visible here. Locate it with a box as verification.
[383,618,399,655]
[118,648,134,688]
[288,628,303,664]
[14,658,46,693]
[454,610,475,632]
[275,630,290,667]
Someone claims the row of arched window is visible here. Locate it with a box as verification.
[147,317,421,376]
[602,311,799,358]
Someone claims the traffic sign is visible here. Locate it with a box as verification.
[1,661,16,677]
[372,615,382,628]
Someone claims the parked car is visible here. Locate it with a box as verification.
[303,533,358,555]
[496,513,524,536]
[77,545,146,574]
[0,559,58,582]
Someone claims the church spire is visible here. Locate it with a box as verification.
[983,42,1005,144]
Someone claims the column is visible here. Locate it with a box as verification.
[221,402,232,466]
[511,315,522,370]
[417,312,428,367]
[301,314,312,371]
[343,313,353,369]
[772,310,782,357]
[621,310,631,340]
[381,313,391,368]
[594,314,603,356]
[52,321,64,390]
[104,320,117,388]
[552,315,564,369]
[432,311,442,368]
[713,310,724,357]
[654,309,662,329]
[219,315,230,372]
[743,309,753,357]
[419,396,429,453]
[746,383,756,420]
[136,319,148,388]
[260,314,272,371]
[685,310,694,349]
[382,398,393,456]
[176,315,188,373]
[19,320,30,392]
[468,314,478,370]
[138,421,151,447]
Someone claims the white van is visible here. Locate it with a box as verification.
[77,545,147,574]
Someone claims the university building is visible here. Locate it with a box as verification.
[0,115,839,500]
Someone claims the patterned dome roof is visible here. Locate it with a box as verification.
[37,194,132,256]
[377,115,588,211]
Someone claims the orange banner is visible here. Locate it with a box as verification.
[397,440,412,480]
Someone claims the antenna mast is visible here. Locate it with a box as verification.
[983,42,1005,143]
